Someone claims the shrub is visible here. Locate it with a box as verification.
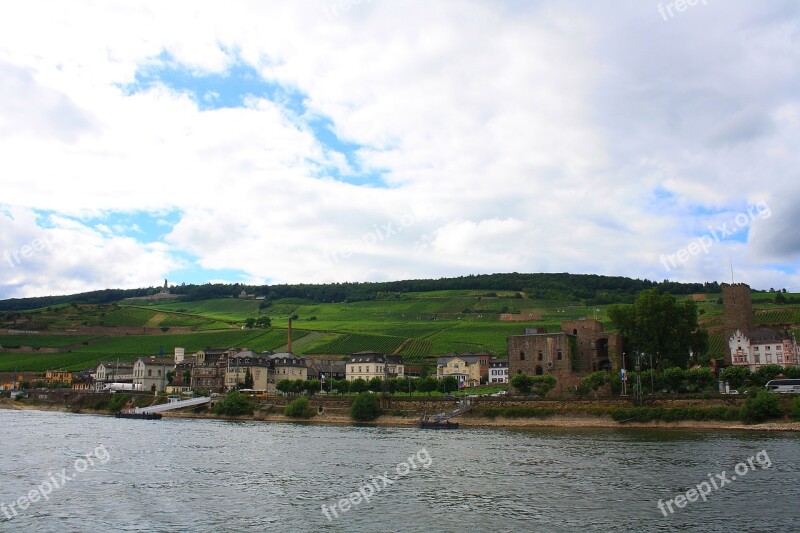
[107,393,130,413]
[662,367,686,393]
[751,365,785,387]
[740,390,784,424]
[510,374,557,396]
[350,393,381,421]
[579,371,608,397]
[793,397,800,421]
[510,373,534,394]
[720,365,752,390]
[531,375,557,396]
[350,378,369,394]
[212,390,254,417]
[284,396,315,418]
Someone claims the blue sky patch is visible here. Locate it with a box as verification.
[123,53,387,187]
[43,209,182,242]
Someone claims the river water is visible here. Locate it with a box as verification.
[1,410,798,532]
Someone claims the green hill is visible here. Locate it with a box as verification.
[2,275,799,373]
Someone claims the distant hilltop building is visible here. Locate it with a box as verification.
[125,279,177,301]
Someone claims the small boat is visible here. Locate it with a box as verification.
[418,420,459,429]
[115,411,162,420]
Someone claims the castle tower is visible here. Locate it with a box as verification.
[721,283,754,364]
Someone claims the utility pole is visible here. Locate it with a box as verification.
[383,354,388,395]
[622,352,627,396]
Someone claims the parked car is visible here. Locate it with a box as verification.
[490,390,508,397]
[443,394,457,400]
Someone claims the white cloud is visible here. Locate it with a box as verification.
[0,0,798,297]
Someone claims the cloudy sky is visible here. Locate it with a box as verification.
[0,0,798,299]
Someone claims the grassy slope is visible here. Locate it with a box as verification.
[4,291,800,371]
[124,298,262,321]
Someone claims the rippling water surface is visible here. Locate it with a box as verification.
[1,410,798,532]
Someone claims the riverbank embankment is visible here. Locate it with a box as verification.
[3,393,799,431]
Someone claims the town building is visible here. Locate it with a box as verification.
[0,372,40,390]
[507,319,622,394]
[404,365,423,378]
[306,359,347,382]
[346,352,404,381]
[225,352,271,391]
[192,348,237,392]
[71,370,94,391]
[167,356,195,394]
[488,359,509,384]
[729,329,799,371]
[720,282,800,371]
[44,370,73,386]
[722,283,755,365]
[93,362,134,392]
[133,357,175,393]
[436,353,491,387]
[269,353,308,392]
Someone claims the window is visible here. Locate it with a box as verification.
[557,351,562,360]
[519,351,525,361]
[537,352,543,361]
[148,369,152,377]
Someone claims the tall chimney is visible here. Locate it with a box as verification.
[287,318,292,353]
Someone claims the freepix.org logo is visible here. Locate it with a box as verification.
[1,444,111,521]
[321,447,432,522]
[659,202,771,272]
[657,449,772,517]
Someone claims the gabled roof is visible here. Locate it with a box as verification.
[98,361,133,369]
[270,353,306,366]
[348,353,404,365]
[308,360,346,372]
[436,353,490,365]
[746,328,784,343]
[136,357,174,366]
[228,355,271,367]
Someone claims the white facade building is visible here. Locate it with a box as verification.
[488,360,509,384]
[346,352,404,381]
[93,362,134,392]
[133,357,174,393]
[729,329,799,372]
